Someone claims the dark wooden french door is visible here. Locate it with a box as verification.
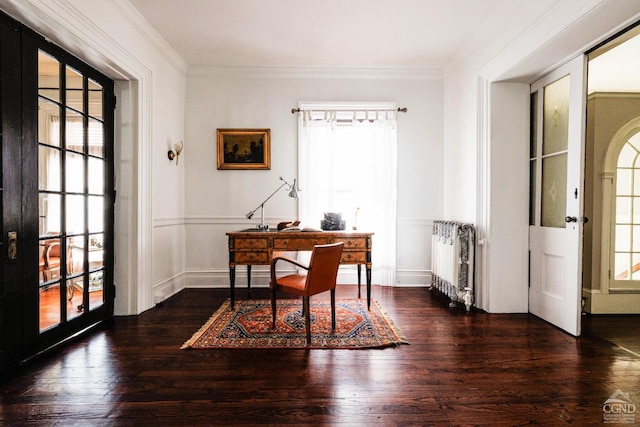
[0,12,114,373]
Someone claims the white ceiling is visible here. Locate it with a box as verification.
[127,0,508,70]
[127,0,640,92]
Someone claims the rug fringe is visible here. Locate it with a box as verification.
[180,299,231,349]
[371,299,410,346]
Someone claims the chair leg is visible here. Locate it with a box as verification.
[270,287,277,329]
[303,296,311,345]
[331,288,336,331]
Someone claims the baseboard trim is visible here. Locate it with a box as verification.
[583,289,640,314]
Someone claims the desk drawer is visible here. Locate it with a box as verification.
[273,237,331,250]
[340,251,366,263]
[340,238,367,249]
[235,252,268,264]
[234,238,268,250]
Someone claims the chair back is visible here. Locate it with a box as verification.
[305,242,344,295]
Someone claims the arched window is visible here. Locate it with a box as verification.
[613,132,640,281]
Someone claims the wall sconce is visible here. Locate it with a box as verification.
[168,140,184,166]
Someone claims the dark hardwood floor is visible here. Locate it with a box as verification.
[583,313,640,357]
[1,285,639,426]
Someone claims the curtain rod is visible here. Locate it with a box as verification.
[291,107,407,114]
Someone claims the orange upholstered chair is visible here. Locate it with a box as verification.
[269,242,344,344]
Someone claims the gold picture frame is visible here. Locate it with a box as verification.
[216,128,271,170]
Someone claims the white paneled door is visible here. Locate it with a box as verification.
[529,56,587,336]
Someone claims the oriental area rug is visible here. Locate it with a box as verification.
[181,298,408,349]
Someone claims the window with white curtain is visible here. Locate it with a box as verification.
[298,103,398,285]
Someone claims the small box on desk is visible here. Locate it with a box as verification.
[321,212,345,231]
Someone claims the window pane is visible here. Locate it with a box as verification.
[88,79,103,119]
[616,225,631,251]
[38,99,61,146]
[66,66,83,112]
[40,284,61,331]
[634,198,640,223]
[66,109,84,151]
[38,51,60,102]
[630,133,640,152]
[615,252,630,280]
[70,235,84,275]
[66,195,85,235]
[89,247,104,271]
[541,153,567,228]
[88,157,104,194]
[617,169,632,195]
[65,151,85,193]
[632,253,640,280]
[542,75,570,155]
[618,143,637,167]
[88,118,104,158]
[616,196,632,224]
[634,170,640,195]
[41,237,62,281]
[89,196,104,233]
[39,194,61,236]
[633,226,640,252]
[88,271,104,311]
[39,146,61,191]
[67,279,83,321]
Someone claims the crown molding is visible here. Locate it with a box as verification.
[187,65,442,81]
[112,0,187,75]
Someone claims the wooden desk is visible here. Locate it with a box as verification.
[226,230,373,309]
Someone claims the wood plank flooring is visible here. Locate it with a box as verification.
[1,286,639,426]
[583,313,640,357]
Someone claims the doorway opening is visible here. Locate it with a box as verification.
[582,20,640,354]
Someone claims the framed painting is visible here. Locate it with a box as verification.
[217,128,271,170]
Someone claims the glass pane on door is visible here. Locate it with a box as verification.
[542,75,570,155]
[38,51,59,103]
[37,47,111,333]
[540,75,571,229]
[541,153,568,228]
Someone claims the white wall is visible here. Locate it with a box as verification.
[183,69,444,288]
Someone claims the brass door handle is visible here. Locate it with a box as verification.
[8,231,17,260]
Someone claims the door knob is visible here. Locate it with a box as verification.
[583,216,589,224]
[565,216,578,223]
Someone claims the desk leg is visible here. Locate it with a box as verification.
[357,264,362,299]
[247,265,252,298]
[366,265,372,310]
[229,266,236,310]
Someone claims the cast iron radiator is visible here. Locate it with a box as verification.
[430,220,475,311]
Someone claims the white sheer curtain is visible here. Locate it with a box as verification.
[298,106,397,285]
